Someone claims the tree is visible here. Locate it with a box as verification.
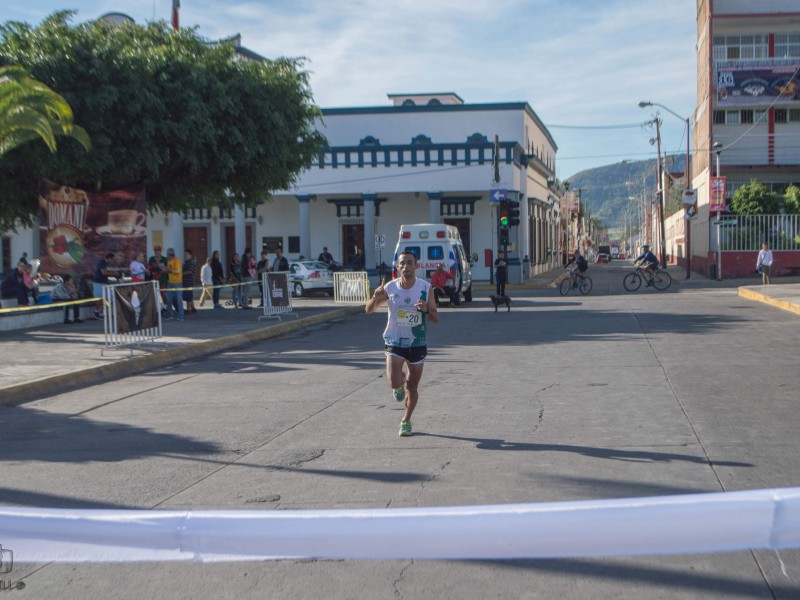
[783,185,800,214]
[730,179,781,215]
[0,12,325,232]
[0,65,90,157]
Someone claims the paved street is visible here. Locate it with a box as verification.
[2,263,800,599]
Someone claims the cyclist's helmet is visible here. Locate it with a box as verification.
[642,244,650,250]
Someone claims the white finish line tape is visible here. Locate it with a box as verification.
[2,487,799,562]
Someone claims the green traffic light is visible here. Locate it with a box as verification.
[499,215,509,227]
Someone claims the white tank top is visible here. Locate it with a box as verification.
[382,278,431,348]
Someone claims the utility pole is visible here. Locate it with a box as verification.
[654,118,666,268]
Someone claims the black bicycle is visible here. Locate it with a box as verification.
[559,268,593,296]
[623,265,672,292]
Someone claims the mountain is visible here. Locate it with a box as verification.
[565,154,686,229]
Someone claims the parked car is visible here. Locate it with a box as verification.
[288,261,334,297]
[596,253,610,264]
[617,252,627,260]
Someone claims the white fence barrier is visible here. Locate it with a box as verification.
[102,281,162,353]
[259,272,297,321]
[1,487,799,562]
[718,213,800,251]
[334,271,369,304]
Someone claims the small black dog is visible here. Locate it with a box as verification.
[489,295,511,312]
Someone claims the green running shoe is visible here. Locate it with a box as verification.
[393,382,406,403]
[399,420,412,437]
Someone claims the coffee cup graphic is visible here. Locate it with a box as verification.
[106,210,146,235]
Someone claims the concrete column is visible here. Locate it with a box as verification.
[297,195,312,259]
[362,193,376,271]
[234,205,246,253]
[170,212,184,257]
[427,192,442,223]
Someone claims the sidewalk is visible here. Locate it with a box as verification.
[0,298,363,406]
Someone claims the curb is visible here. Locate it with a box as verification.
[1,305,364,406]
[738,286,800,316]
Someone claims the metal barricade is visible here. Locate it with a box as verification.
[102,281,162,354]
[259,272,298,321]
[334,271,370,304]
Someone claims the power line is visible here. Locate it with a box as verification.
[546,121,653,130]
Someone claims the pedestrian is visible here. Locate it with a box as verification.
[129,251,147,282]
[210,250,225,310]
[430,262,457,306]
[229,252,243,307]
[351,247,365,271]
[148,245,167,305]
[272,247,289,272]
[241,247,256,309]
[9,261,29,306]
[52,274,84,324]
[756,241,773,285]
[198,257,213,307]
[22,264,39,304]
[93,252,117,319]
[19,252,29,267]
[318,246,335,267]
[494,251,508,297]
[164,248,184,321]
[183,249,197,313]
[365,251,438,437]
[256,250,270,307]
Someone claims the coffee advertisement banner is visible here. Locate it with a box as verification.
[38,181,147,276]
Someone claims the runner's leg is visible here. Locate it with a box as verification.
[403,362,424,421]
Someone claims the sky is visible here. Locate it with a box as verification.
[2,0,698,180]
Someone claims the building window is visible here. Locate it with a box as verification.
[740,110,753,124]
[775,109,788,123]
[288,236,300,254]
[713,110,726,125]
[790,109,800,122]
[775,33,800,58]
[726,111,740,125]
[262,236,282,253]
[713,34,768,61]
[756,110,768,123]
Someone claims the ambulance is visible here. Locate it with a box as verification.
[392,224,473,304]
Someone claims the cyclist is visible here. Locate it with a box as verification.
[634,244,659,285]
[564,248,588,287]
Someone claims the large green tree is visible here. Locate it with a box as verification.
[730,179,781,215]
[0,65,90,157]
[0,11,325,231]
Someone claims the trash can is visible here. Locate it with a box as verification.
[38,292,52,304]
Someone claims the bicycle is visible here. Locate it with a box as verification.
[623,265,672,292]
[559,268,593,296]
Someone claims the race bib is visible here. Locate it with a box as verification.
[397,309,422,327]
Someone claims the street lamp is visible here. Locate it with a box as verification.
[639,101,692,279]
[713,142,723,280]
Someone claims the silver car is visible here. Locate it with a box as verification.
[288,261,334,297]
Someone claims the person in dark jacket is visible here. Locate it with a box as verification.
[210,250,225,310]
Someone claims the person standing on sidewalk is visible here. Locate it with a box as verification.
[365,251,438,437]
[241,247,256,309]
[494,251,508,297]
[756,242,774,285]
[256,250,270,307]
[182,249,197,313]
[198,258,213,307]
[93,252,116,319]
[210,250,225,310]
[164,248,184,321]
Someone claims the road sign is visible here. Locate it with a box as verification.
[489,189,507,205]
[375,234,386,249]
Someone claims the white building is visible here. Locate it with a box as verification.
[3,93,563,284]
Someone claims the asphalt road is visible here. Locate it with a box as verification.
[3,262,800,599]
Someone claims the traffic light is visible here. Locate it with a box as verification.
[499,227,510,246]
[498,199,509,227]
[507,200,520,227]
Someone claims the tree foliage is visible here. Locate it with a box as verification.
[730,179,781,215]
[0,12,325,232]
[783,185,800,214]
[0,65,90,157]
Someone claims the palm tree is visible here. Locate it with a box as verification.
[0,65,90,157]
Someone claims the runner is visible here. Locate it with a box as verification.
[365,251,438,437]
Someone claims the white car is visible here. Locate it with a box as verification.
[288,261,334,297]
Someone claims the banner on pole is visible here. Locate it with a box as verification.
[710,176,727,213]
